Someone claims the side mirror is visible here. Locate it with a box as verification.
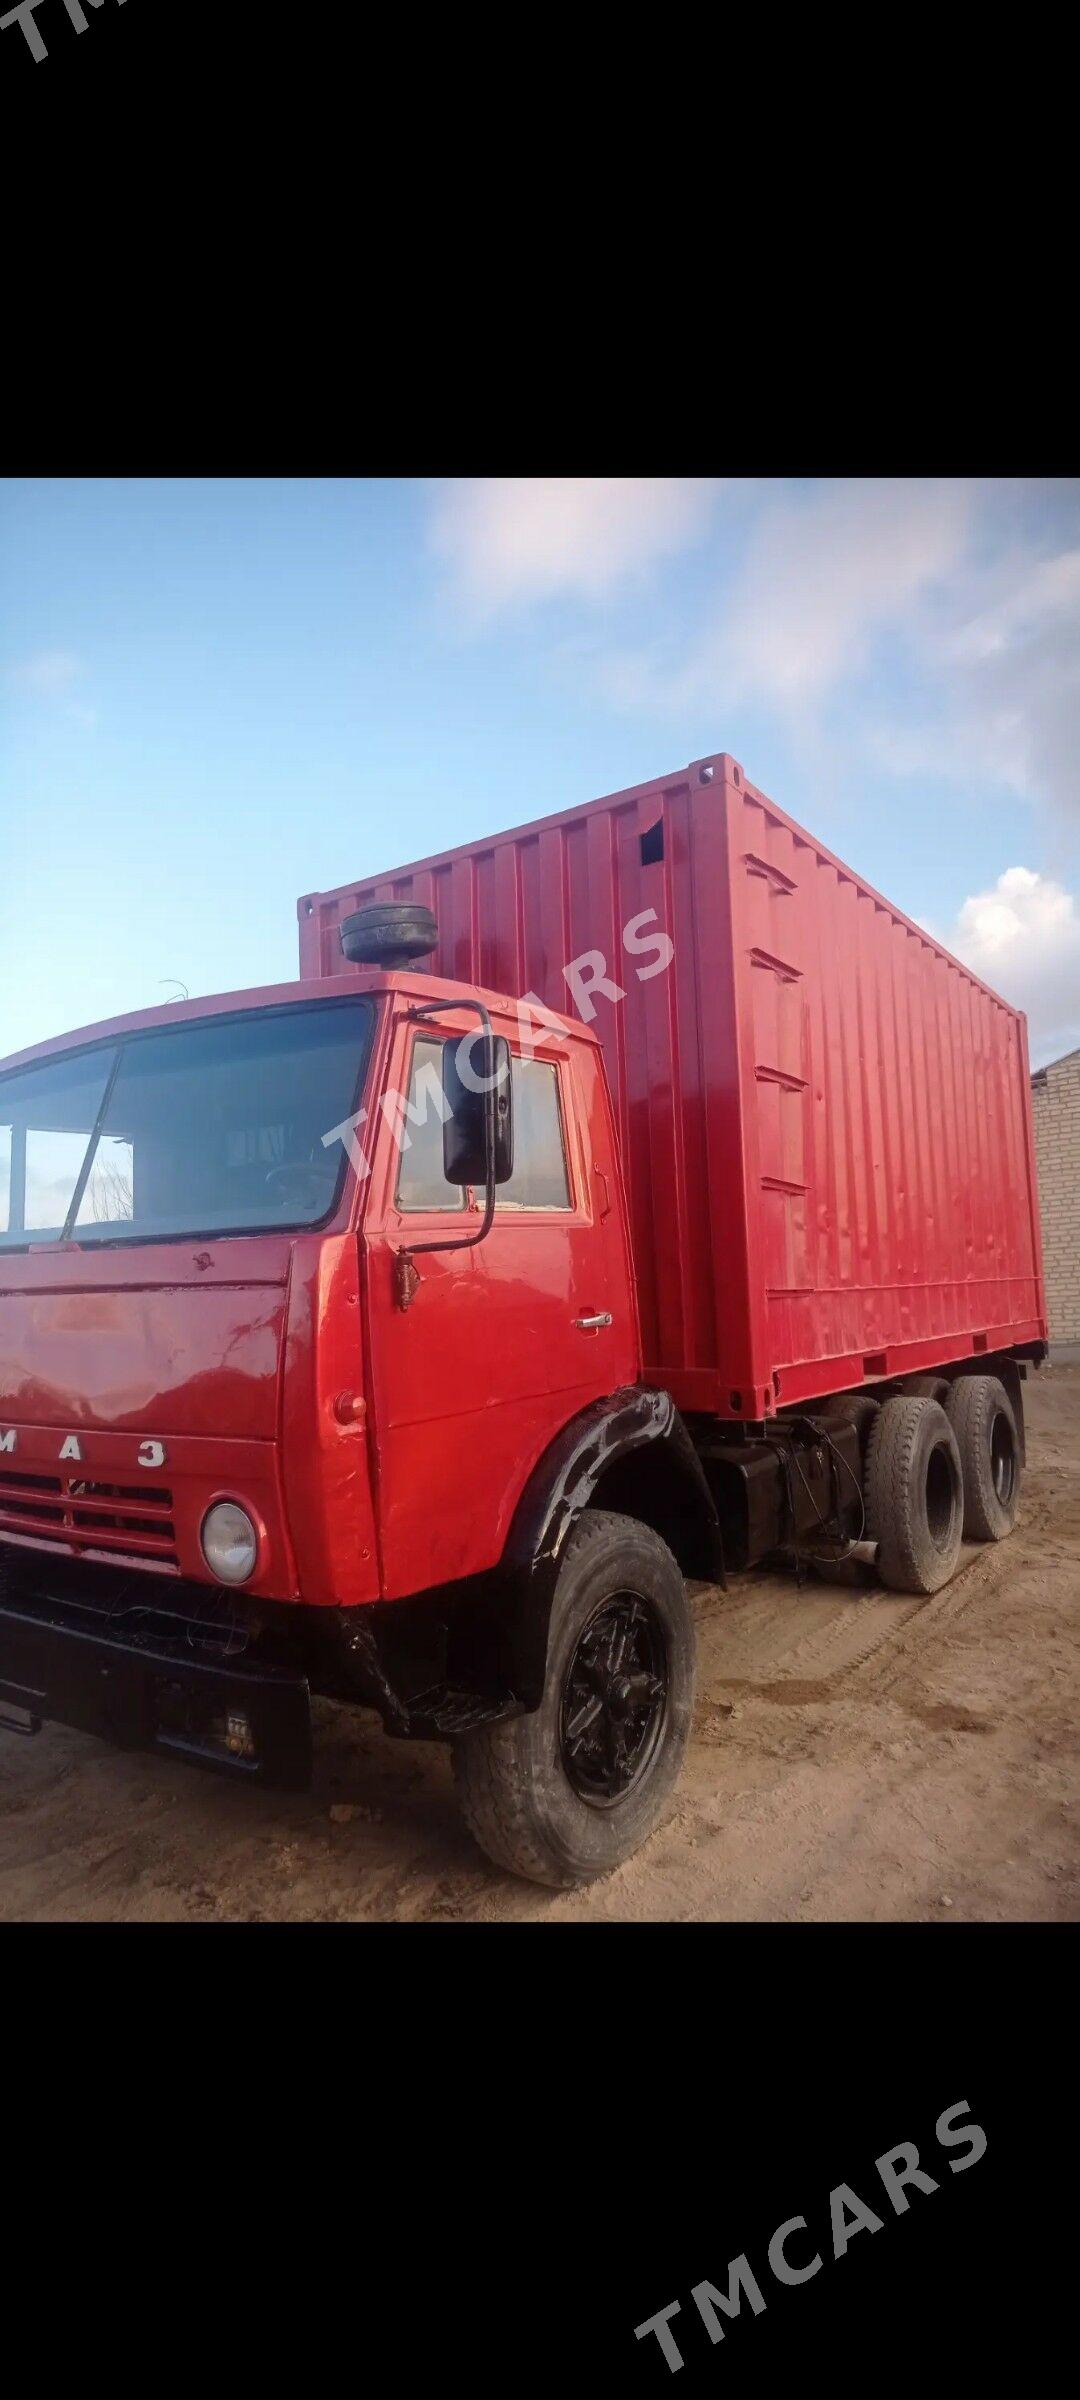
[442,1031,514,1190]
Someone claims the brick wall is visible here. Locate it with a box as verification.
[1031,1048,1080,1345]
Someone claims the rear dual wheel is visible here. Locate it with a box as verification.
[825,1374,1022,1596]
[820,1392,881,1453]
[902,1375,952,1406]
[944,1374,1021,1541]
[865,1397,964,1594]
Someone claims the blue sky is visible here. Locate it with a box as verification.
[2,477,1078,1067]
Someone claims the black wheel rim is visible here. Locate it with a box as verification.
[560,1592,668,1808]
[990,1411,1016,1505]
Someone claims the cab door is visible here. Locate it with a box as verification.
[361,1010,637,1601]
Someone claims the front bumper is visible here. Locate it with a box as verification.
[0,1552,312,1789]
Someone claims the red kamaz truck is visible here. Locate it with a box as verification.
[0,755,1047,1883]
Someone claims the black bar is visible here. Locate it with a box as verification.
[0,1584,312,1791]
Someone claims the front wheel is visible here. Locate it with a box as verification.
[453,1510,695,1887]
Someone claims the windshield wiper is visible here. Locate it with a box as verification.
[60,1044,123,1242]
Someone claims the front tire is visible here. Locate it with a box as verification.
[453,1511,695,1887]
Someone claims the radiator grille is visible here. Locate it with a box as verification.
[0,1467,178,1569]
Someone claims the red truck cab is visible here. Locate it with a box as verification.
[0,965,645,1595]
[0,956,719,1875]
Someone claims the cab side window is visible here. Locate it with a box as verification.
[396,1038,466,1212]
[396,1041,572,1213]
[497,1057,571,1211]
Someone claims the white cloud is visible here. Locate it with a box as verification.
[939,866,1080,1065]
[718,489,1080,820]
[710,478,973,708]
[937,544,1080,817]
[592,479,974,718]
[431,475,1080,824]
[5,649,96,728]
[8,649,87,698]
[430,478,722,611]
[948,546,1080,664]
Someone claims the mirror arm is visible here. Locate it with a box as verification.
[393,999,497,1306]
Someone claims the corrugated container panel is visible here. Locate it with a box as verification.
[299,753,1047,1418]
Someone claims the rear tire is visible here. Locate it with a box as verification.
[944,1375,1021,1541]
[903,1375,952,1405]
[820,1392,881,1455]
[453,1511,695,1888]
[864,1397,964,1594]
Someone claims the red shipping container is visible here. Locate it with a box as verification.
[299,752,1047,1419]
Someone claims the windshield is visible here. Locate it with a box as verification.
[0,999,374,1251]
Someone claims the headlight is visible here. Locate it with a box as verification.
[201,1500,258,1585]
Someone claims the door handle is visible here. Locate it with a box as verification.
[574,1312,613,1331]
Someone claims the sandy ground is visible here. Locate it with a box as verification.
[1,1366,1077,1923]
